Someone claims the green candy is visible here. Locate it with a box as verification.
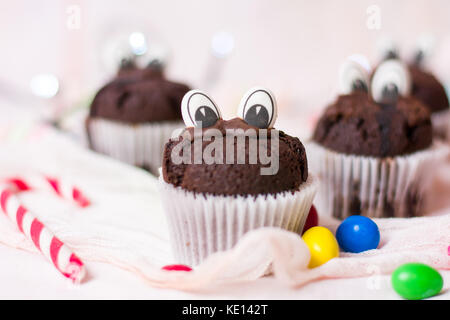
[392,263,443,300]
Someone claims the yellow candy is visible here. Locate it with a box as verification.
[302,226,339,268]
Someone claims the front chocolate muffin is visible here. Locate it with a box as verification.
[159,88,317,266]
[87,64,190,174]
[309,59,443,219]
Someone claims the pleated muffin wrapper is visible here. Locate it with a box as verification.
[87,118,183,175]
[431,109,450,141]
[306,141,450,219]
[158,173,318,266]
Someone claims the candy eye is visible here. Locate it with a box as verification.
[238,87,277,129]
[371,60,411,104]
[181,90,222,128]
[339,60,369,94]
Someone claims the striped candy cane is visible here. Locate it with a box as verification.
[5,176,90,208]
[0,176,89,283]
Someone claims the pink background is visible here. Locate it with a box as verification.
[1,0,450,131]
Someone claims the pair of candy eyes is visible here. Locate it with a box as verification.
[181,88,277,129]
[341,59,411,103]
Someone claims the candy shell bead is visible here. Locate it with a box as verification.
[302,226,339,268]
[392,263,443,300]
[336,215,380,253]
[302,205,319,235]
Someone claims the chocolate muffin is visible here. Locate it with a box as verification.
[309,59,440,219]
[163,118,308,196]
[409,65,449,114]
[313,92,432,157]
[159,88,317,265]
[89,63,188,123]
[86,65,190,174]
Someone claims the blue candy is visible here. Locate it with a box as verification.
[336,215,380,253]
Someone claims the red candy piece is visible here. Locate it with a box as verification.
[302,205,319,235]
[162,264,192,272]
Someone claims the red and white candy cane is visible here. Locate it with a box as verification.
[5,176,90,208]
[0,176,90,283]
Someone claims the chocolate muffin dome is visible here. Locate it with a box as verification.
[163,118,308,196]
[116,64,163,81]
[409,65,449,114]
[89,66,190,124]
[313,92,432,157]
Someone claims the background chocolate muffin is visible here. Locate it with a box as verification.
[309,59,440,219]
[409,64,450,139]
[313,92,432,157]
[89,65,189,123]
[87,65,190,174]
[409,65,449,114]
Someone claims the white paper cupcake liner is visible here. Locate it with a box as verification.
[158,173,318,266]
[431,109,450,141]
[87,118,183,174]
[306,142,449,219]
